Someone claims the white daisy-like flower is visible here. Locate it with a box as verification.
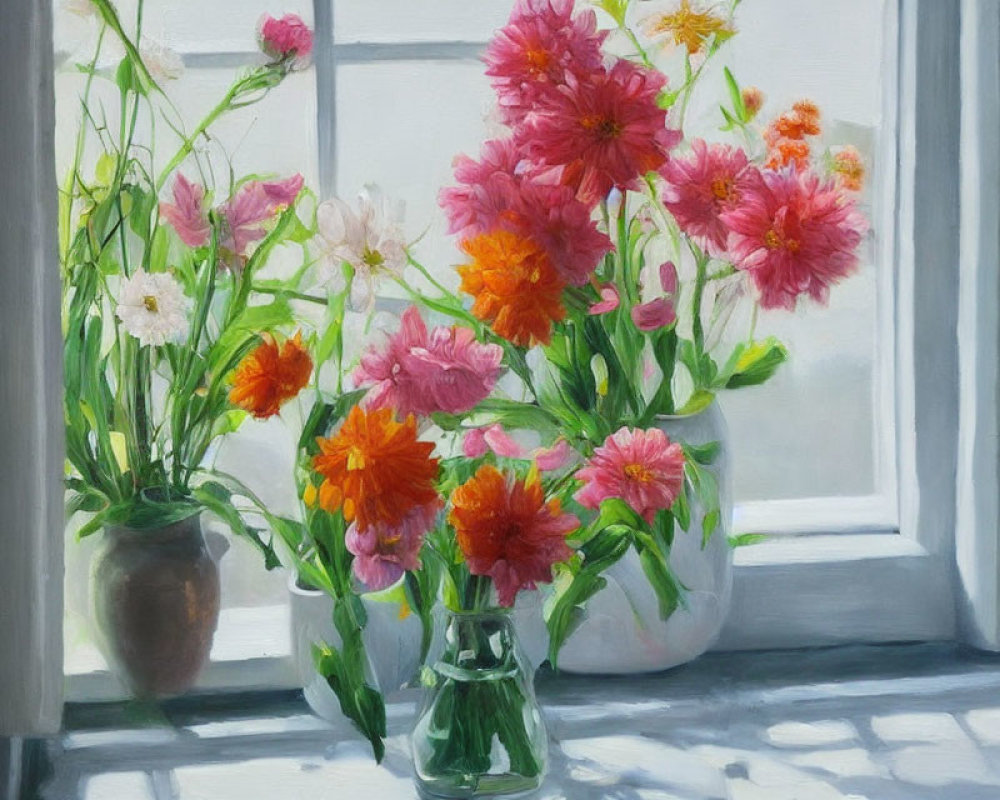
[315,185,407,311]
[139,37,185,82]
[115,269,190,347]
[62,0,97,18]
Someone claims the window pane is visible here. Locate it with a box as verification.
[55,1,313,57]
[332,1,511,44]
[687,0,891,502]
[334,60,495,298]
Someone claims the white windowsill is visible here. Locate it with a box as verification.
[65,531,955,702]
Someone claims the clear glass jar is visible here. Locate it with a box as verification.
[411,609,548,798]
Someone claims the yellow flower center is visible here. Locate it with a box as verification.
[347,446,367,471]
[711,177,734,202]
[143,294,159,312]
[362,247,385,270]
[764,229,800,252]
[524,48,551,74]
[624,463,654,483]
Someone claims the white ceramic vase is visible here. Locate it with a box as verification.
[522,402,734,674]
[288,574,424,722]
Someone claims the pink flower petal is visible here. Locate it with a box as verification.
[589,285,620,315]
[462,428,490,458]
[159,174,210,248]
[533,439,574,471]
[631,298,676,332]
[483,424,525,459]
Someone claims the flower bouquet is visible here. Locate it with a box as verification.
[413,0,868,673]
[228,0,872,786]
[60,0,317,695]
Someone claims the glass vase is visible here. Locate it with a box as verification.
[411,609,548,798]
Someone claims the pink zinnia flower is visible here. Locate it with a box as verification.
[160,174,210,248]
[258,13,313,66]
[720,168,867,310]
[631,297,676,332]
[345,500,440,591]
[575,426,686,523]
[518,60,681,204]
[484,0,607,127]
[353,306,503,417]
[589,284,620,315]
[661,140,754,255]
[219,174,303,263]
[440,138,611,286]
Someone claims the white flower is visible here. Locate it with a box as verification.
[115,269,190,347]
[315,185,407,311]
[139,37,185,82]
[62,0,97,18]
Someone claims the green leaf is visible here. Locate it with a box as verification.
[729,533,768,549]
[676,390,715,416]
[192,481,281,569]
[685,460,722,548]
[672,486,691,531]
[635,537,683,621]
[723,67,746,120]
[546,527,630,669]
[722,337,788,389]
[683,440,721,465]
[702,509,721,547]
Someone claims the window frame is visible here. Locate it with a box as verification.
[60,0,982,700]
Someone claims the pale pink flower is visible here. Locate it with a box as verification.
[631,298,676,331]
[518,60,681,204]
[575,426,686,523]
[534,439,574,471]
[720,168,867,310]
[439,138,610,286]
[462,427,491,458]
[484,0,607,127]
[660,139,753,255]
[345,500,440,590]
[589,284,620,315]
[315,185,407,310]
[159,174,210,248]
[258,13,313,66]
[353,306,503,417]
[219,174,304,264]
[140,37,184,82]
[461,425,525,459]
[484,425,526,458]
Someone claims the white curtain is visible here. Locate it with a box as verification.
[0,0,63,735]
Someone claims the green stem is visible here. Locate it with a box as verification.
[691,254,708,357]
[406,252,455,299]
[254,286,328,306]
[61,26,106,267]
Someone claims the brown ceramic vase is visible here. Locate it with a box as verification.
[93,512,220,698]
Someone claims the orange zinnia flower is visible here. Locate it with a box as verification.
[457,229,566,347]
[765,137,811,170]
[229,331,312,418]
[449,465,577,607]
[313,406,440,531]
